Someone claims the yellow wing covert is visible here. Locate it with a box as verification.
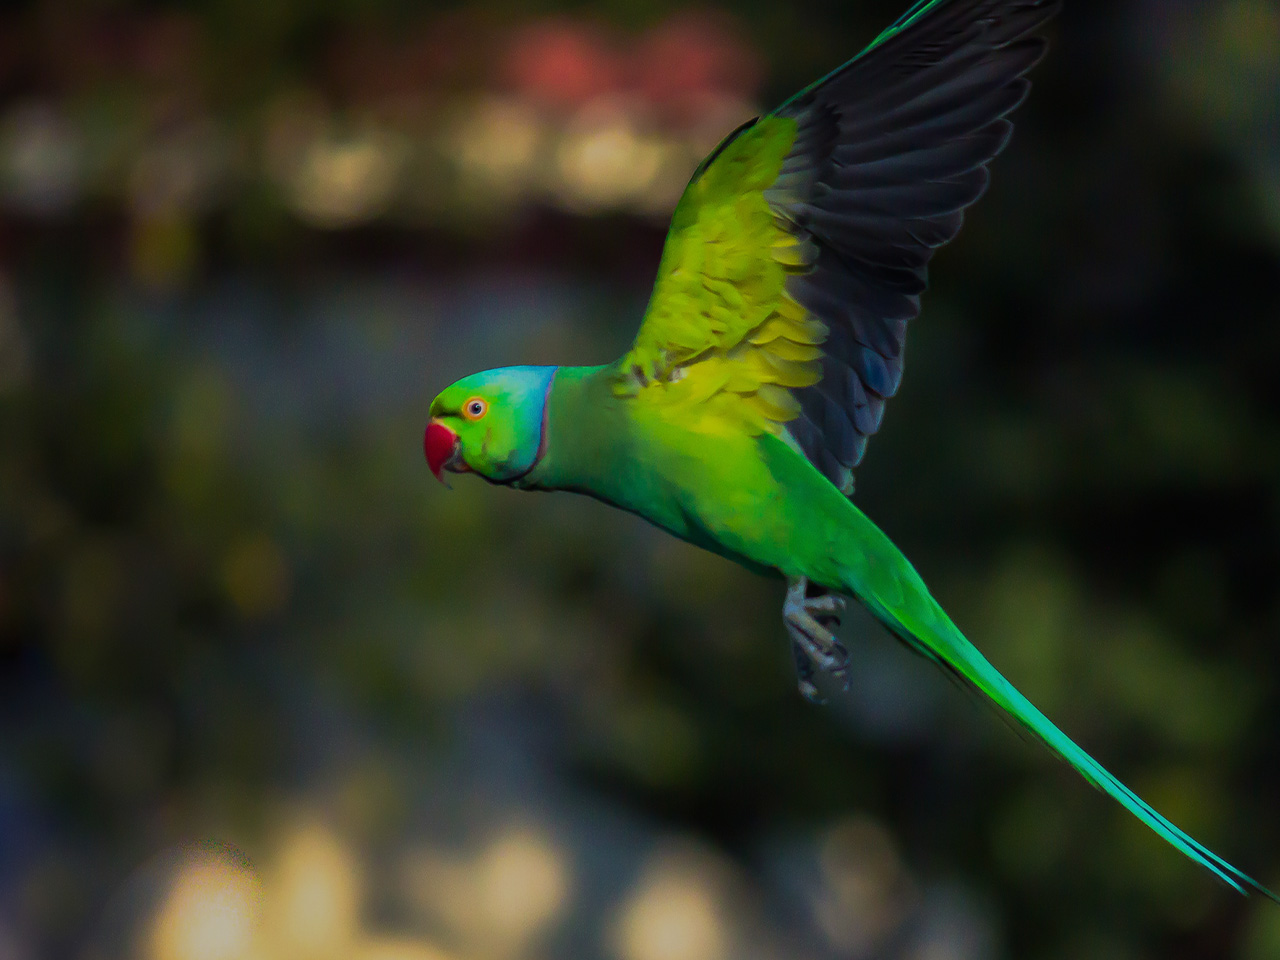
[612,117,825,434]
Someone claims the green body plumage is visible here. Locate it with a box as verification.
[427,0,1276,900]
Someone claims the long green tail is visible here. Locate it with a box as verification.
[838,507,1277,900]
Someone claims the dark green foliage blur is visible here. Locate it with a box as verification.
[1,1,1278,958]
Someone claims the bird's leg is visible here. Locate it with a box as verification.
[784,577,850,702]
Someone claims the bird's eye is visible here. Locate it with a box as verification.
[464,398,488,420]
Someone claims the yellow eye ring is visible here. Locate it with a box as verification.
[463,397,488,421]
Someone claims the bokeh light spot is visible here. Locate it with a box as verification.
[148,852,262,960]
[612,849,727,960]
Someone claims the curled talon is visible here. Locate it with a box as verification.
[785,577,852,698]
[792,641,824,704]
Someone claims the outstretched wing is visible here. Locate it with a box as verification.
[615,0,1060,494]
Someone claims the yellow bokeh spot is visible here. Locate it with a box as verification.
[149,853,262,960]
[449,97,544,190]
[289,131,407,229]
[353,938,460,960]
[475,826,571,942]
[400,823,571,957]
[612,851,727,960]
[262,824,363,960]
[555,99,671,212]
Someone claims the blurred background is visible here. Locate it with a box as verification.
[1,0,1279,958]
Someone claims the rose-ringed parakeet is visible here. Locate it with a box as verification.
[424,0,1276,898]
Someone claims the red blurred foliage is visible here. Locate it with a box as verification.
[632,12,762,122]
[0,8,762,122]
[502,12,761,121]
[503,18,624,111]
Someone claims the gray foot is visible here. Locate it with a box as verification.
[784,577,850,703]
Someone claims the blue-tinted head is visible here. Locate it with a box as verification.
[426,366,558,484]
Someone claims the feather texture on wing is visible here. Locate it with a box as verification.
[615,0,1061,493]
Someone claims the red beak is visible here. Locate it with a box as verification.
[424,420,461,483]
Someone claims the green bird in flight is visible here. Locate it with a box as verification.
[425,0,1276,898]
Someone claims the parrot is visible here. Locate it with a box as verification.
[424,0,1277,899]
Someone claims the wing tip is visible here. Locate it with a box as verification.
[775,0,1062,119]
